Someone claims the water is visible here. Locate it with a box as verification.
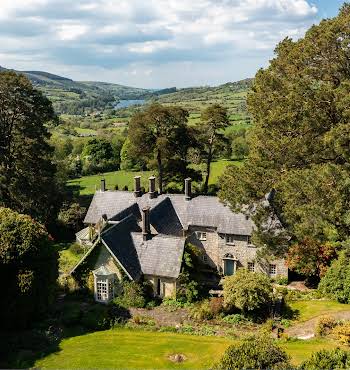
[114,99,146,109]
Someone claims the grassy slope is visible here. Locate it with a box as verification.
[289,300,350,322]
[67,160,242,196]
[34,328,340,369]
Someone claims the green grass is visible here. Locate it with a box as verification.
[67,160,242,196]
[289,300,350,323]
[34,329,341,369]
[53,242,87,274]
[68,170,153,196]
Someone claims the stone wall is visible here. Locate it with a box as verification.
[145,275,176,298]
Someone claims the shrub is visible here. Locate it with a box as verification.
[214,335,290,370]
[222,314,246,325]
[275,276,289,285]
[61,304,82,326]
[319,249,350,303]
[223,269,273,315]
[190,300,213,321]
[299,348,350,370]
[315,315,337,337]
[209,297,225,316]
[332,322,350,345]
[114,281,146,308]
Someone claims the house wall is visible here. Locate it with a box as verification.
[94,246,123,279]
[186,226,288,278]
[145,275,176,298]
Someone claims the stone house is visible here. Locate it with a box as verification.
[71,176,287,303]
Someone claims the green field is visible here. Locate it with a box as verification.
[34,328,341,369]
[67,160,242,196]
[289,300,350,322]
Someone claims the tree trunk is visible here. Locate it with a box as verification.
[203,149,212,194]
[157,149,163,194]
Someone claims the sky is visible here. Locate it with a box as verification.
[0,0,346,88]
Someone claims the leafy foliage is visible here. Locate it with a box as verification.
[0,207,58,328]
[219,5,350,260]
[223,269,273,315]
[286,238,338,278]
[299,348,350,370]
[214,335,289,370]
[318,249,350,303]
[0,71,59,223]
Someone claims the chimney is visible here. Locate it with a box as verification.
[185,178,192,200]
[134,176,142,197]
[149,176,156,199]
[101,179,106,192]
[142,207,151,241]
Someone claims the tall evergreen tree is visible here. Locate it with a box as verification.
[220,4,350,265]
[0,71,58,222]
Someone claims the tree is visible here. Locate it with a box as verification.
[223,269,273,315]
[0,207,58,329]
[219,4,350,256]
[214,335,290,370]
[197,104,229,193]
[318,248,350,303]
[120,137,145,171]
[0,71,59,223]
[286,238,338,279]
[128,103,195,193]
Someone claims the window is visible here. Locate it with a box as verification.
[269,264,277,276]
[196,231,207,241]
[225,235,235,245]
[95,276,114,302]
[202,254,208,263]
[247,236,252,245]
[97,280,108,301]
[247,262,255,272]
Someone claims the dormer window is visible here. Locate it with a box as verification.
[226,235,235,245]
[93,266,115,303]
[196,231,207,241]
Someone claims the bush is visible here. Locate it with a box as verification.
[209,297,225,316]
[332,322,350,345]
[315,315,337,337]
[114,281,146,308]
[222,314,246,325]
[275,276,289,285]
[300,348,350,370]
[190,300,213,321]
[223,269,273,315]
[319,249,350,303]
[214,335,290,370]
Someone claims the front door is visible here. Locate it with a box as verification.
[224,259,235,276]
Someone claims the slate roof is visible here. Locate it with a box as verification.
[84,190,254,236]
[100,215,185,279]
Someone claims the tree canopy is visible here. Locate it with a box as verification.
[0,207,58,328]
[0,71,59,223]
[219,4,350,266]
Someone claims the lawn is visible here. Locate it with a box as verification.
[34,329,341,369]
[67,159,243,196]
[289,300,350,322]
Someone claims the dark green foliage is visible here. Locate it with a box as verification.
[214,335,290,370]
[0,71,59,223]
[114,281,148,308]
[58,202,86,233]
[197,104,230,193]
[299,348,350,370]
[120,137,146,171]
[0,207,58,329]
[223,269,273,316]
[219,5,350,264]
[319,249,350,303]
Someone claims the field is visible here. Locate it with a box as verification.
[34,328,341,369]
[67,159,242,196]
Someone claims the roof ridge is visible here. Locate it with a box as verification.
[101,214,137,237]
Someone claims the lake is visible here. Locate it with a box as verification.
[114,99,146,109]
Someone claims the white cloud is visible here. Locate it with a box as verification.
[0,0,320,87]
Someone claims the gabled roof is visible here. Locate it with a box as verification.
[84,190,254,236]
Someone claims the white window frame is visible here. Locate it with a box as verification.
[196,231,207,241]
[269,264,277,276]
[225,234,235,245]
[247,262,255,272]
[95,276,114,303]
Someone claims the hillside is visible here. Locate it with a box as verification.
[0,66,150,114]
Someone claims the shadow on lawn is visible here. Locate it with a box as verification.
[281,303,300,320]
[1,293,131,369]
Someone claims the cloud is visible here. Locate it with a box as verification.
[0,0,320,87]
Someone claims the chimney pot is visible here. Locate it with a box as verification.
[101,179,106,192]
[185,178,192,200]
[149,176,156,199]
[142,207,151,241]
[134,176,142,197]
